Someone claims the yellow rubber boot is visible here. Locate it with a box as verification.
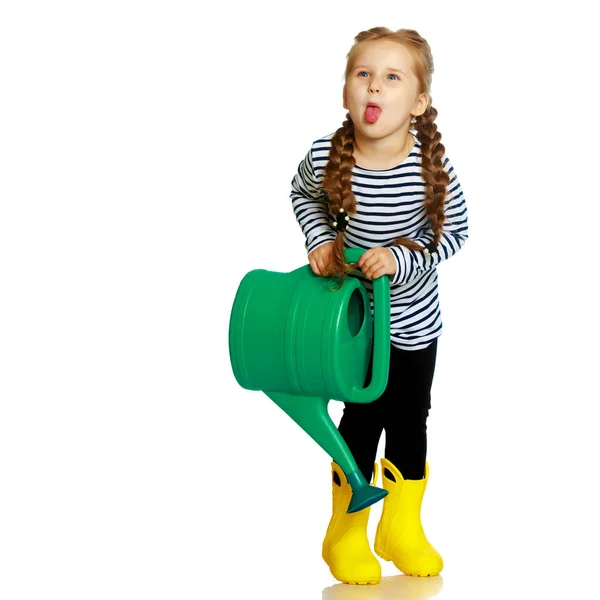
[322,462,381,585]
[374,458,443,577]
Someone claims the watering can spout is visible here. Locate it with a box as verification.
[264,390,388,512]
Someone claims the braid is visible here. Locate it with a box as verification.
[392,105,449,252]
[322,113,357,289]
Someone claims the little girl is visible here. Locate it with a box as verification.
[290,27,469,585]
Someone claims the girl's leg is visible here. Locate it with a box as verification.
[337,345,386,482]
[382,339,438,480]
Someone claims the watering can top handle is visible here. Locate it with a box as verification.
[343,247,363,266]
[343,247,391,403]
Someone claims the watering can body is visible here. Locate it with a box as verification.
[229,248,391,512]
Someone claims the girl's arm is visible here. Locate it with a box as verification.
[290,146,337,255]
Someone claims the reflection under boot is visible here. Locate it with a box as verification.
[322,574,443,600]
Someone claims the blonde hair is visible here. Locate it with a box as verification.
[322,27,450,288]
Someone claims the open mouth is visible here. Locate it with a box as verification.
[365,103,381,124]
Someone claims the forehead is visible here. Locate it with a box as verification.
[351,40,415,74]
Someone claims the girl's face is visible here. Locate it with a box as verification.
[343,40,428,141]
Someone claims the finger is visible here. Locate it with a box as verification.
[360,257,373,275]
[309,257,321,276]
[321,256,332,277]
[317,257,327,276]
[366,260,381,280]
[358,253,368,269]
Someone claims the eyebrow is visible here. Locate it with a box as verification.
[353,65,407,76]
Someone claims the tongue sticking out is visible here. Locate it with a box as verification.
[365,105,381,123]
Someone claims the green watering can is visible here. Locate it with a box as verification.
[228,248,391,513]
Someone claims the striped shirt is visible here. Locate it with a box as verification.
[290,131,469,351]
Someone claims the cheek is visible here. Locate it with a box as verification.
[346,86,363,105]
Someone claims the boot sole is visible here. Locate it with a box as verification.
[375,549,440,577]
[330,572,380,585]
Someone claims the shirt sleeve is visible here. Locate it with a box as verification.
[290,145,337,255]
[388,155,469,286]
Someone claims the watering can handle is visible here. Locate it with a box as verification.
[343,247,391,403]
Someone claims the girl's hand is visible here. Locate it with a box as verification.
[308,241,335,277]
[357,247,397,280]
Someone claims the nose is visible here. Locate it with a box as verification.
[368,76,381,94]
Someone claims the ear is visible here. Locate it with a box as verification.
[342,85,348,110]
[413,92,429,118]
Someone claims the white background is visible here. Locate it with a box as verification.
[1,1,599,599]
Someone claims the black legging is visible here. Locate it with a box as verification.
[337,339,437,482]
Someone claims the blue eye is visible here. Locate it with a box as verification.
[358,71,369,77]
[388,74,399,80]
